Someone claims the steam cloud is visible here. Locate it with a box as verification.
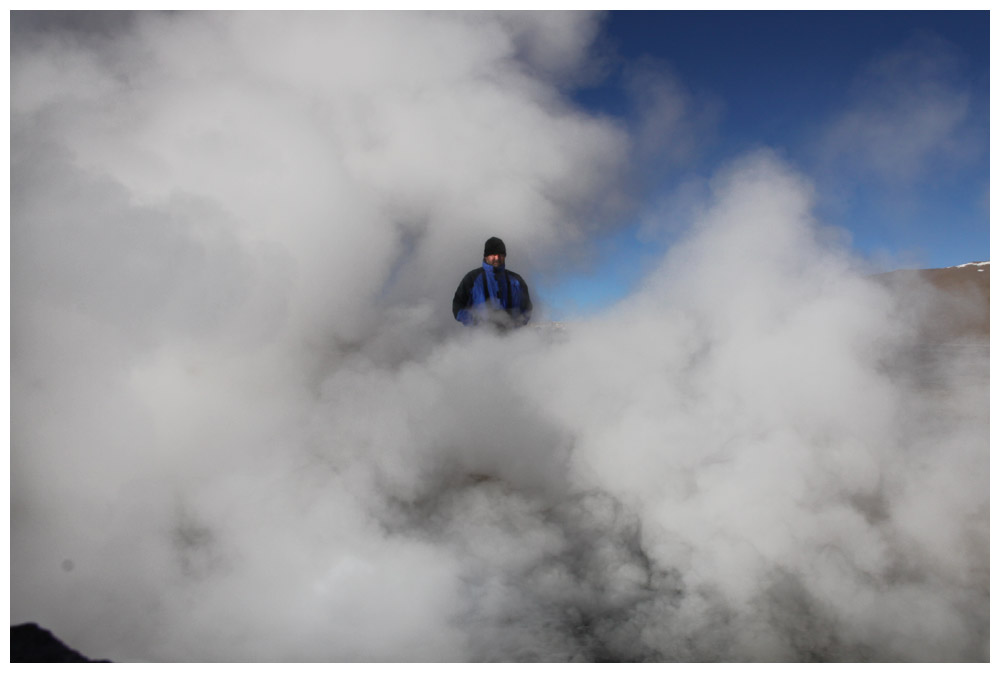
[11,12,988,662]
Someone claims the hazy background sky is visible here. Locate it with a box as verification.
[9,10,990,663]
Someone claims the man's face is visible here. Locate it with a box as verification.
[485,254,505,269]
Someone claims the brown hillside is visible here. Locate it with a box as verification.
[874,263,989,343]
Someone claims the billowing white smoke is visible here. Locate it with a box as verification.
[11,12,988,663]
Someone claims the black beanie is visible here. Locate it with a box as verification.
[484,237,506,257]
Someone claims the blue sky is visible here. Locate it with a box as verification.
[537,10,990,319]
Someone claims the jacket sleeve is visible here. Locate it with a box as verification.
[511,273,532,325]
[452,270,477,323]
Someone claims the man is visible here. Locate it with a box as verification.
[452,236,532,329]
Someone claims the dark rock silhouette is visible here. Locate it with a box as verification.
[10,623,109,663]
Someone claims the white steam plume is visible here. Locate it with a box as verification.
[10,12,987,662]
[819,32,981,188]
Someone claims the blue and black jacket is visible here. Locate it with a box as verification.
[452,262,532,328]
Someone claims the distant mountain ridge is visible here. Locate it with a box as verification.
[874,261,989,343]
[533,262,989,343]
